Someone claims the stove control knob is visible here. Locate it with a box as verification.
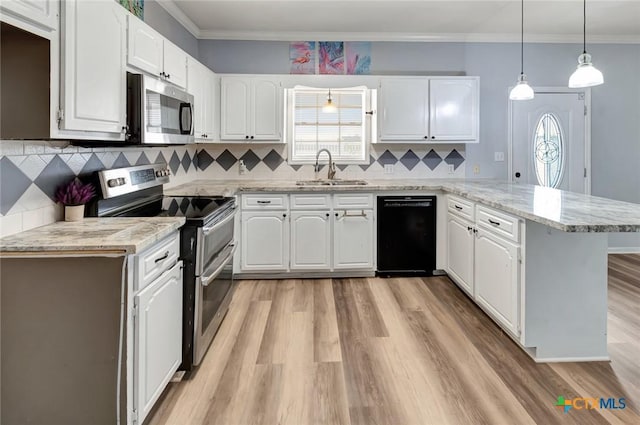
[107,179,118,187]
[155,170,163,177]
[119,178,126,185]
[165,169,171,176]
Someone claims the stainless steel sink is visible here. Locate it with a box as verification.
[296,179,368,186]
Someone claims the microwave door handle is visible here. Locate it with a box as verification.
[179,103,193,135]
[201,244,236,286]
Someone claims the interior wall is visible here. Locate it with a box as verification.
[143,0,199,57]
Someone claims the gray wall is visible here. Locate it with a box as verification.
[198,40,640,196]
[144,0,198,57]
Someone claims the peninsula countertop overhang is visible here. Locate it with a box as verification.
[165,179,640,233]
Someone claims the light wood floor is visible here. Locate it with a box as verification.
[147,255,640,425]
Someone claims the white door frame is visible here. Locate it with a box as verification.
[508,87,592,194]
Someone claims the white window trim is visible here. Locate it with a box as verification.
[285,85,375,165]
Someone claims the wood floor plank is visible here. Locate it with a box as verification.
[255,280,295,365]
[239,364,283,425]
[313,279,342,363]
[292,279,313,313]
[311,362,351,425]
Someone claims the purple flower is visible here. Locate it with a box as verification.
[54,178,96,206]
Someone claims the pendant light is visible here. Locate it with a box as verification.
[322,89,337,113]
[568,0,603,88]
[509,0,534,100]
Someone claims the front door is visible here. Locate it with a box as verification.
[510,90,589,193]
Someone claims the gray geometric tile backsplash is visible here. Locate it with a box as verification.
[0,147,197,216]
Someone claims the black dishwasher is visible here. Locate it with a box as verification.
[377,196,437,277]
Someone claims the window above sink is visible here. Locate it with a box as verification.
[286,86,376,165]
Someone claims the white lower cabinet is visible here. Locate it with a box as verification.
[446,195,521,337]
[241,211,289,271]
[333,210,374,270]
[474,229,520,336]
[446,214,474,295]
[239,193,374,273]
[133,259,182,424]
[290,211,331,270]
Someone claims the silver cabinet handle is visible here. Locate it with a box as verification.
[340,210,367,218]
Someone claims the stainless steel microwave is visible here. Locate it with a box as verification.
[126,72,194,145]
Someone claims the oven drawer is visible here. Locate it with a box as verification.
[242,194,288,210]
[135,232,180,292]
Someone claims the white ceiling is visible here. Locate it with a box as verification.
[158,0,640,43]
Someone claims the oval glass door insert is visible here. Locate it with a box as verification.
[533,113,564,188]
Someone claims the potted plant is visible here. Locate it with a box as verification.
[54,178,96,222]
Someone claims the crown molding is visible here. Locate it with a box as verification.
[155,0,202,38]
[196,30,640,44]
[152,2,640,44]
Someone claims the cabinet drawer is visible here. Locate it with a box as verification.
[291,194,331,210]
[334,194,373,209]
[135,233,180,291]
[447,195,475,221]
[242,194,288,210]
[476,205,520,243]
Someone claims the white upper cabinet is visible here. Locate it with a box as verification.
[220,76,282,142]
[1,0,58,30]
[378,76,479,143]
[126,16,187,88]
[60,0,127,136]
[429,78,479,141]
[379,78,429,141]
[187,58,216,140]
[162,40,187,88]
[127,15,163,77]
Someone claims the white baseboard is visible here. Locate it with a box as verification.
[608,247,640,254]
[533,356,610,363]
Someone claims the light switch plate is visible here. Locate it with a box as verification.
[447,164,455,174]
[384,164,394,174]
[494,152,505,162]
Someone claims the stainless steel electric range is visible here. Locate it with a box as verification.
[88,163,237,373]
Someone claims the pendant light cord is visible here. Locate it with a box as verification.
[520,0,524,75]
[583,0,587,54]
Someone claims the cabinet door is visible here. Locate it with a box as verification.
[61,0,126,134]
[429,78,479,142]
[202,69,216,138]
[474,229,520,335]
[162,40,187,88]
[446,214,474,295]
[1,0,58,30]
[252,78,282,141]
[378,78,428,141]
[241,211,289,271]
[290,211,331,270]
[187,58,206,138]
[220,77,251,140]
[333,210,374,270]
[127,15,163,78]
[134,261,183,424]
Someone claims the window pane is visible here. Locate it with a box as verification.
[290,87,368,163]
[533,113,564,188]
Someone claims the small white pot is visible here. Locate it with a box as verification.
[65,204,85,222]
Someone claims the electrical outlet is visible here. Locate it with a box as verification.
[384,164,394,174]
[238,160,246,175]
[473,165,480,175]
[494,152,505,162]
[447,164,455,174]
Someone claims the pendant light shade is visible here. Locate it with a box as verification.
[568,0,604,88]
[510,0,534,101]
[568,53,604,88]
[510,74,535,100]
[322,89,337,113]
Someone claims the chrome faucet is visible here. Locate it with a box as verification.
[315,148,336,180]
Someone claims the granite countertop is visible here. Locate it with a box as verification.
[0,217,185,254]
[166,179,640,233]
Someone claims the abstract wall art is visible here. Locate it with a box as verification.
[346,42,371,75]
[318,41,344,75]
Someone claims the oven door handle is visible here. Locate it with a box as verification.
[202,208,236,236]
[201,243,236,287]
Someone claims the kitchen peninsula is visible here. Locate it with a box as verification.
[166,179,640,362]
